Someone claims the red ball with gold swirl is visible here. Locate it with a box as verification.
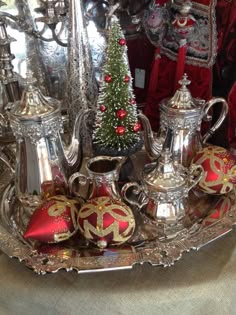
[192,145,236,195]
[77,196,136,248]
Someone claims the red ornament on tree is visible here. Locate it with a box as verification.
[77,196,136,248]
[23,196,80,243]
[100,105,106,112]
[130,98,136,105]
[133,121,142,132]
[115,126,126,135]
[124,75,130,83]
[116,109,127,120]
[119,38,126,46]
[104,74,112,83]
[192,145,236,195]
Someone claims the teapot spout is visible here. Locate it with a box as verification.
[138,112,163,159]
[65,109,91,174]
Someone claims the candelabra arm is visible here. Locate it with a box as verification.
[0,11,58,44]
[51,27,67,46]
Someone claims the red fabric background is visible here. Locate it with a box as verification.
[228,83,236,144]
[127,35,155,106]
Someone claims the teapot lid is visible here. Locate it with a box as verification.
[161,74,201,112]
[9,70,60,120]
[143,149,187,193]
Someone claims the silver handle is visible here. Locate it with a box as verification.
[188,164,204,191]
[68,172,89,200]
[121,182,148,209]
[202,97,228,143]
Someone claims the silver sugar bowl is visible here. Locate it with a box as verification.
[122,149,203,227]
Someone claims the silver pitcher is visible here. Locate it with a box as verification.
[6,73,88,208]
[68,155,127,200]
[139,74,228,166]
[122,149,203,226]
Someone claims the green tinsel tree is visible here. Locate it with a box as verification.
[93,18,142,156]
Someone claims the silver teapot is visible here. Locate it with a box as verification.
[122,149,203,226]
[139,74,228,166]
[7,74,88,208]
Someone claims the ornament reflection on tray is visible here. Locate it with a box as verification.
[1,151,236,275]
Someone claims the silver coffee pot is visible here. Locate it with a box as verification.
[7,73,88,208]
[139,74,228,166]
[122,149,203,227]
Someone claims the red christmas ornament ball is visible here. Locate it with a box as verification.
[100,105,106,112]
[124,75,130,83]
[116,109,127,120]
[24,195,80,243]
[133,121,142,132]
[130,98,136,105]
[77,196,136,248]
[192,145,236,195]
[115,126,126,135]
[104,74,112,83]
[119,38,126,46]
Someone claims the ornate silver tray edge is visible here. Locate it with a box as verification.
[1,166,236,274]
[1,185,236,274]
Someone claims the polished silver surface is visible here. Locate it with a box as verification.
[6,81,88,208]
[66,0,97,124]
[0,152,236,274]
[140,74,228,166]
[66,0,98,157]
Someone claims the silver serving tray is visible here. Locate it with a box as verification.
[0,153,236,275]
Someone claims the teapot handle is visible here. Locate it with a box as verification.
[188,164,204,191]
[202,97,228,143]
[121,182,148,210]
[68,172,90,200]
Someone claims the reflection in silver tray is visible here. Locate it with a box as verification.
[0,154,236,275]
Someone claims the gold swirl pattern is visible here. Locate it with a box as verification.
[194,146,236,194]
[78,197,135,245]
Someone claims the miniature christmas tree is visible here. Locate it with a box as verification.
[93,18,142,156]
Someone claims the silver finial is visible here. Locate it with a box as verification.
[178,74,191,90]
[25,69,37,86]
